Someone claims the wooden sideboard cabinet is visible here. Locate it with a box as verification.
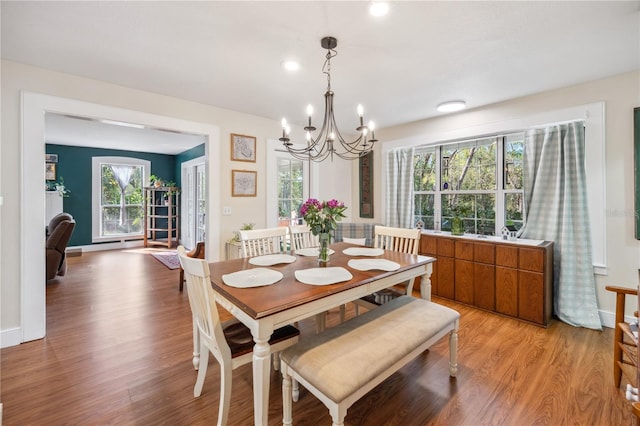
[420,233,554,327]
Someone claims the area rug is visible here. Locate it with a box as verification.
[150,251,181,270]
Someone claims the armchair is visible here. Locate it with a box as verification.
[46,212,75,280]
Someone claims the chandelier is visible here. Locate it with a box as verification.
[279,36,378,162]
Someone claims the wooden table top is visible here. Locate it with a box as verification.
[209,242,435,320]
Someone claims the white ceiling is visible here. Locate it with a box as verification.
[2,1,639,154]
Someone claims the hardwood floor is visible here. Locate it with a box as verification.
[1,249,633,425]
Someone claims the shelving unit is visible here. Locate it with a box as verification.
[144,186,180,248]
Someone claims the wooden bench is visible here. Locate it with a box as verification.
[279,295,460,425]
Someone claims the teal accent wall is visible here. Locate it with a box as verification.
[45,144,176,246]
[174,143,205,187]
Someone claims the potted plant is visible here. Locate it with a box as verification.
[231,223,255,242]
[149,174,163,188]
[450,203,471,236]
[163,181,180,205]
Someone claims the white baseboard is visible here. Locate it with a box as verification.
[67,239,145,254]
[598,309,634,329]
[1,327,22,348]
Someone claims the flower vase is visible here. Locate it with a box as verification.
[451,216,464,236]
[318,232,331,265]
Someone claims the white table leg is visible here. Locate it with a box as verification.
[420,264,433,301]
[252,330,272,426]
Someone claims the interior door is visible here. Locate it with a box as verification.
[181,157,206,249]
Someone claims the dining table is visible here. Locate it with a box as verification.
[208,242,436,426]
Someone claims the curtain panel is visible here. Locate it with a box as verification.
[520,122,601,329]
[385,147,415,228]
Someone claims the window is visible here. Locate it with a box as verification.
[413,133,524,236]
[92,157,150,242]
[277,157,304,226]
[504,134,524,230]
[413,148,436,229]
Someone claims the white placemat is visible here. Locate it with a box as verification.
[248,254,297,266]
[294,247,335,257]
[342,247,385,257]
[295,267,353,285]
[222,268,283,288]
[347,259,401,272]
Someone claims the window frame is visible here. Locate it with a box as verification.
[91,156,150,243]
[276,156,305,227]
[413,133,524,236]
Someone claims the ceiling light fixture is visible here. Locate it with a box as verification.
[437,100,467,113]
[279,36,377,162]
[282,60,300,71]
[369,2,390,17]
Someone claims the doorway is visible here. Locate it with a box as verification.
[21,93,221,343]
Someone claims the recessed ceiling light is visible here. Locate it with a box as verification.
[369,2,389,17]
[437,101,466,113]
[282,60,300,71]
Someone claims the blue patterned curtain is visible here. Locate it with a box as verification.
[386,147,415,228]
[520,122,601,329]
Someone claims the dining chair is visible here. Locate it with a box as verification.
[288,224,345,330]
[289,224,318,251]
[354,225,422,314]
[239,226,288,257]
[177,246,300,425]
[178,241,205,292]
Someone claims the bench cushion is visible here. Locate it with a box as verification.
[280,296,459,403]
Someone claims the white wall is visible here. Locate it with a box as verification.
[372,71,640,323]
[0,60,352,345]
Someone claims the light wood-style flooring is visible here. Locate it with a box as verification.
[0,249,633,425]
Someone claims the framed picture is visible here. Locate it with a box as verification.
[232,170,257,197]
[45,154,58,163]
[359,152,374,218]
[45,163,56,181]
[231,133,256,162]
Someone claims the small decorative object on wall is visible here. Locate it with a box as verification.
[45,154,58,163]
[45,163,56,181]
[232,170,257,197]
[231,133,256,162]
[634,107,640,239]
[359,151,373,218]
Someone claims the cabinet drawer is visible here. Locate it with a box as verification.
[437,238,455,257]
[420,235,437,255]
[519,247,544,272]
[496,245,518,268]
[455,240,474,260]
[474,242,495,264]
